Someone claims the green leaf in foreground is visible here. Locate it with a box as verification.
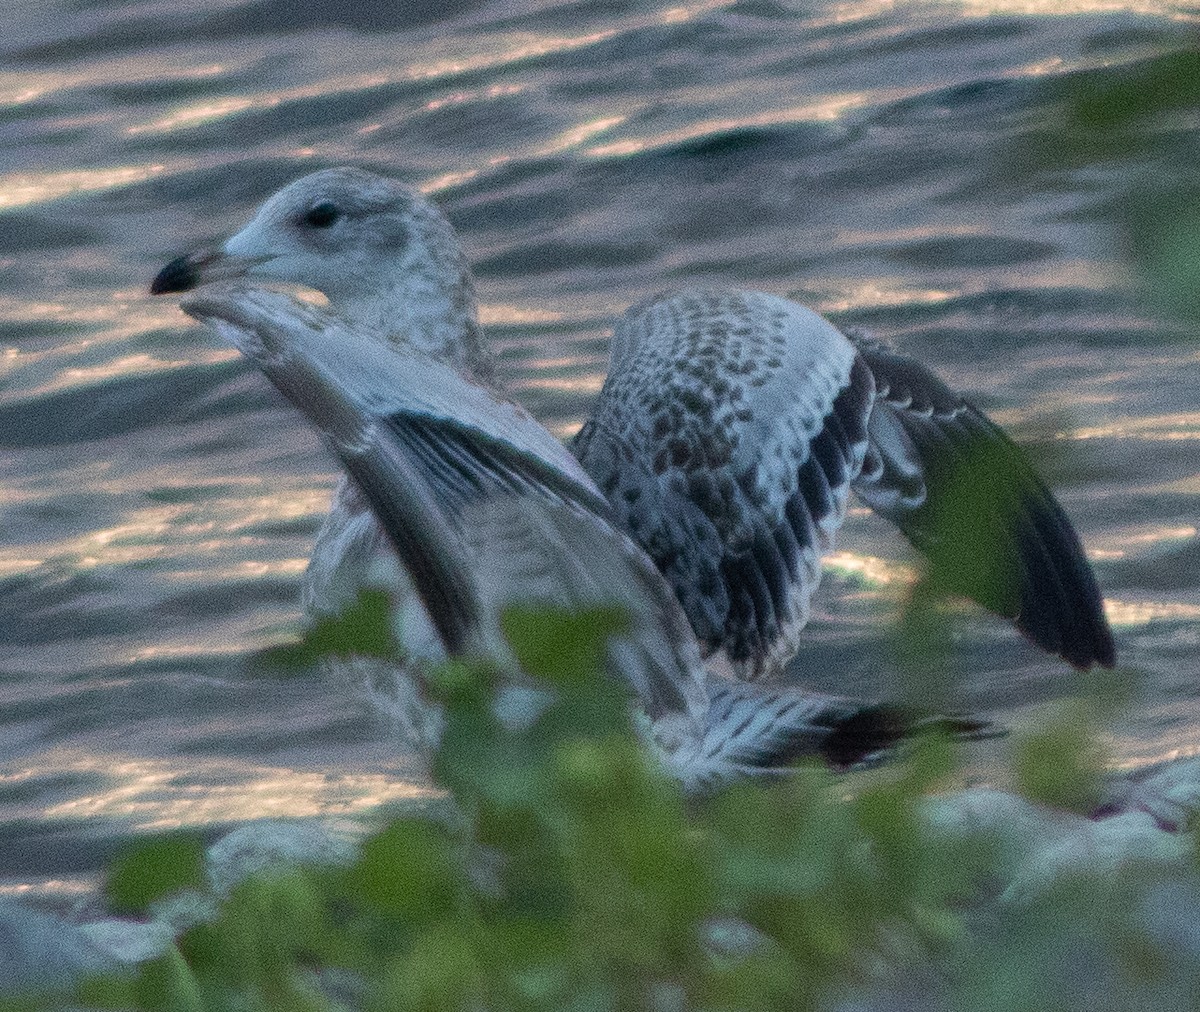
[500,604,628,684]
[343,820,463,924]
[179,870,338,1011]
[257,589,397,670]
[105,831,207,916]
[1012,704,1107,814]
[46,593,1182,1012]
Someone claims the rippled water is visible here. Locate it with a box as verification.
[2,0,1198,902]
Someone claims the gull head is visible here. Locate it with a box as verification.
[152,167,489,377]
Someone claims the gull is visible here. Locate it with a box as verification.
[175,284,990,790]
[151,167,1115,690]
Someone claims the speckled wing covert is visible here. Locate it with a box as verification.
[457,498,993,790]
[575,289,1115,679]
[847,334,1116,670]
[574,289,875,680]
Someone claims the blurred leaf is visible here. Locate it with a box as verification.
[1012,704,1107,813]
[376,924,484,1012]
[72,974,140,1010]
[132,947,204,1012]
[916,436,1029,618]
[1036,39,1200,328]
[1125,197,1200,325]
[500,604,628,684]
[105,831,207,916]
[257,590,396,670]
[65,590,1163,1012]
[1072,48,1200,132]
[180,870,339,1010]
[343,820,462,924]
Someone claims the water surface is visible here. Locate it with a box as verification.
[2,0,1198,901]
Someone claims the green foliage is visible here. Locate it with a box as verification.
[3,602,934,1009]
[257,590,397,670]
[501,604,629,686]
[8,591,1192,1011]
[1012,703,1107,814]
[1038,38,1200,327]
[106,831,207,916]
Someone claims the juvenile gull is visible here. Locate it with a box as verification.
[179,284,989,789]
[152,166,1115,680]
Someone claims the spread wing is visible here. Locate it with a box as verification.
[849,335,1115,670]
[179,285,709,724]
[574,289,874,680]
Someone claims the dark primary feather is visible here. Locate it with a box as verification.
[850,337,1116,670]
[335,431,481,654]
[385,413,614,522]
[691,679,1000,789]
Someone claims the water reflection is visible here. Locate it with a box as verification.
[0,165,169,212]
[1,0,1196,895]
[127,97,262,135]
[952,0,1199,17]
[585,95,879,159]
[1105,599,1200,627]
[3,751,436,831]
[1064,413,1200,442]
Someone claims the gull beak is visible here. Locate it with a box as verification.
[150,245,271,295]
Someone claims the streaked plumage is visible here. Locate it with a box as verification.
[181,287,978,789]
[151,166,1115,701]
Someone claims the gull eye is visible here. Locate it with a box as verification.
[302,201,341,228]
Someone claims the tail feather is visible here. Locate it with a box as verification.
[658,678,999,792]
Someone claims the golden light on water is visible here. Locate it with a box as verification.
[422,115,626,192]
[401,1,737,84]
[422,82,527,112]
[0,165,168,211]
[420,167,484,193]
[1104,599,1200,628]
[1061,412,1200,442]
[824,551,916,587]
[584,94,878,159]
[515,373,606,396]
[0,879,95,899]
[815,0,1199,22]
[406,30,621,82]
[954,0,1200,16]
[0,61,227,110]
[479,304,567,326]
[539,116,627,155]
[817,280,960,313]
[61,352,209,385]
[4,343,238,401]
[1088,525,1197,561]
[0,488,327,582]
[155,558,310,586]
[0,294,242,407]
[1,752,438,831]
[0,558,42,578]
[126,96,262,135]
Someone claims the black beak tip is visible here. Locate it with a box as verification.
[150,254,198,295]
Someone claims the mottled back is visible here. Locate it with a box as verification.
[575,289,874,678]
